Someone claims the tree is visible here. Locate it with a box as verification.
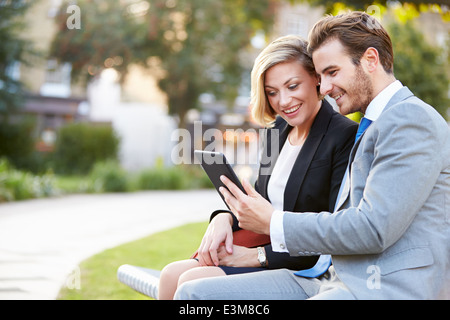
[301,0,449,119]
[51,0,276,128]
[0,0,33,116]
[388,21,449,118]
[304,0,450,15]
[0,1,39,170]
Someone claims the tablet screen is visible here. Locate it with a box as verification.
[194,150,246,209]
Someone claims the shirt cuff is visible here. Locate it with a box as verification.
[270,210,288,253]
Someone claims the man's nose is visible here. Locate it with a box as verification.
[320,78,333,97]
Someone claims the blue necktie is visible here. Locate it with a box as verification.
[294,254,332,278]
[294,117,373,278]
[355,117,373,142]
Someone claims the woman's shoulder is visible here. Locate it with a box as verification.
[320,101,358,144]
[272,115,288,130]
[327,110,358,133]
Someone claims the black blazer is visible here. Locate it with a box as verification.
[212,100,358,270]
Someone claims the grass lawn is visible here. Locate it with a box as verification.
[57,221,208,300]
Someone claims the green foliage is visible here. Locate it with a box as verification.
[90,160,128,193]
[57,222,208,300]
[0,1,35,113]
[50,0,140,85]
[304,0,449,118]
[0,118,55,174]
[0,117,36,170]
[136,162,212,191]
[53,122,120,175]
[305,0,450,14]
[0,158,57,202]
[51,0,277,127]
[388,21,449,118]
[137,166,186,190]
[53,174,96,195]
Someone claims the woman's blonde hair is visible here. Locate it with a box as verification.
[251,35,319,128]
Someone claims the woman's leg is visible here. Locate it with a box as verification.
[158,259,200,300]
[158,259,228,300]
[174,268,312,300]
[177,266,226,288]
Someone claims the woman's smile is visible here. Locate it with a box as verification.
[283,104,302,117]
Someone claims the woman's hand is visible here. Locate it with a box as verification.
[197,213,234,266]
[217,245,262,268]
[219,176,274,235]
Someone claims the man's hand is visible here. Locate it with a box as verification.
[217,245,262,268]
[197,212,234,266]
[219,175,274,235]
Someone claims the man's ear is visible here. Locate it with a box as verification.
[361,47,380,73]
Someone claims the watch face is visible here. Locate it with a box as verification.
[257,247,266,266]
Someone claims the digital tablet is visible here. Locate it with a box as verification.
[194,150,246,209]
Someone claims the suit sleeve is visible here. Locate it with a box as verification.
[283,103,446,256]
[264,243,318,269]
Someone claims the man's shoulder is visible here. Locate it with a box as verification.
[381,90,447,130]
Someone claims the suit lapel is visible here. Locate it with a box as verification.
[283,101,333,211]
[337,86,415,210]
[348,86,414,167]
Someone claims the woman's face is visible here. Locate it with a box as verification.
[264,60,320,128]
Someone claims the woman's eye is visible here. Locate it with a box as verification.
[266,91,277,97]
[329,70,337,76]
[288,84,298,90]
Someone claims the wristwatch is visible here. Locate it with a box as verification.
[257,247,267,267]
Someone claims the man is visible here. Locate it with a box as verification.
[175,11,449,300]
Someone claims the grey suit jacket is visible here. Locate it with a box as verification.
[283,87,450,299]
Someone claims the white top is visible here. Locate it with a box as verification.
[270,80,404,253]
[267,138,303,211]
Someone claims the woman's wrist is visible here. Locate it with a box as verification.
[214,212,234,226]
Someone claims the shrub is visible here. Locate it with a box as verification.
[0,117,36,170]
[53,123,120,175]
[90,160,128,193]
[136,163,213,191]
[0,158,57,202]
[388,21,449,119]
[137,166,186,190]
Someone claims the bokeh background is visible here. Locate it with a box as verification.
[1,0,449,202]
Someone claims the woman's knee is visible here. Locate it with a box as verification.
[160,260,199,285]
[177,266,225,287]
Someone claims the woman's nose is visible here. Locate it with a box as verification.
[279,91,293,108]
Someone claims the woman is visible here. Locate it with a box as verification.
[158,35,358,300]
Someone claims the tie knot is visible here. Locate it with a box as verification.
[355,117,372,142]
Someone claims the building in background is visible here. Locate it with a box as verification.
[18,0,173,171]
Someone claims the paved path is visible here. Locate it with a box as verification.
[0,190,223,300]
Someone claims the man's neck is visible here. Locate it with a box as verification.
[371,72,397,101]
[364,78,403,121]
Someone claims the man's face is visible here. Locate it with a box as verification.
[312,39,373,115]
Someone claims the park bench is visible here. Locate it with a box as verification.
[117,229,270,299]
[117,264,161,299]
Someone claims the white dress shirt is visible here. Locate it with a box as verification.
[270,80,404,253]
[267,138,303,211]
